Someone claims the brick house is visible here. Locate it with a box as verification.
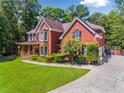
[17,17,105,56]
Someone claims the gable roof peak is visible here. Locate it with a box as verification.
[35,17,64,32]
[59,17,101,39]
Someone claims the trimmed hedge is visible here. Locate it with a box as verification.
[53,53,65,63]
[45,55,54,63]
[36,56,46,62]
[32,53,65,63]
[31,55,38,61]
[74,55,85,64]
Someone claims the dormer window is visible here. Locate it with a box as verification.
[73,29,81,40]
[28,34,35,41]
[32,34,35,41]
[30,34,32,41]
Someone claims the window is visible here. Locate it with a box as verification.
[44,32,48,40]
[32,34,34,41]
[36,34,38,41]
[30,34,32,41]
[41,47,43,55]
[32,34,33,41]
[28,34,30,41]
[33,34,35,41]
[40,31,48,41]
[73,30,81,40]
[44,46,48,55]
[40,32,43,40]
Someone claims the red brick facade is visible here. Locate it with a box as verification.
[17,17,105,56]
[61,20,97,53]
[48,30,62,54]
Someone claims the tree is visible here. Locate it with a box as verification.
[66,4,89,21]
[88,12,107,26]
[64,39,81,63]
[114,0,124,18]
[41,7,67,22]
[0,0,19,53]
[0,0,41,54]
[40,4,89,22]
[19,0,41,31]
[88,12,108,34]
[105,11,124,49]
[0,13,8,52]
[88,11,124,49]
[114,0,124,9]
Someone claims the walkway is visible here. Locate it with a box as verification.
[48,55,124,93]
[22,60,96,69]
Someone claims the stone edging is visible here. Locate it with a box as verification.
[22,60,96,69]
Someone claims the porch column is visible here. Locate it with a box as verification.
[21,45,24,56]
[39,44,41,55]
[28,45,30,55]
[17,45,20,55]
[32,45,35,55]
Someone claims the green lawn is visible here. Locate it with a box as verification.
[0,56,89,93]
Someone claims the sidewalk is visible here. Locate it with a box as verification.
[22,60,96,69]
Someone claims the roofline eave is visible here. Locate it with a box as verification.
[59,17,100,40]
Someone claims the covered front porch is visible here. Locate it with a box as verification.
[17,41,40,56]
[17,41,48,56]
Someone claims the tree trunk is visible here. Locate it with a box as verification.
[70,56,75,65]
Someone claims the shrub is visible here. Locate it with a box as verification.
[45,55,54,63]
[86,43,100,63]
[74,55,85,64]
[36,56,46,62]
[64,39,81,63]
[36,56,43,62]
[32,55,38,61]
[53,53,65,63]
[32,55,46,62]
[32,54,67,63]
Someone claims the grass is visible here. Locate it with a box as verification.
[0,56,89,93]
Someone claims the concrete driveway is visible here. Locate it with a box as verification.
[48,56,124,93]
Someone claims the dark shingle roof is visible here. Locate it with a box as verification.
[27,17,105,36]
[84,21,105,32]
[43,18,64,31]
[62,23,71,31]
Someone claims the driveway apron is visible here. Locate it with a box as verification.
[48,55,124,93]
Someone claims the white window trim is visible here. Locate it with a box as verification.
[41,46,44,55]
[32,34,34,41]
[73,30,81,41]
[44,46,48,55]
[30,34,32,41]
[40,46,48,55]
[44,31,48,41]
[40,31,48,41]
[28,34,30,41]
[40,32,44,41]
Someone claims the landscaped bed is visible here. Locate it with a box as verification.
[0,56,89,93]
